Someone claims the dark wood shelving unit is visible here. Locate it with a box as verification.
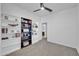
[21,17,32,48]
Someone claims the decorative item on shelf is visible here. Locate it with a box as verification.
[8,24,18,27]
[25,21,28,23]
[29,21,32,24]
[15,19,18,21]
[15,33,20,37]
[12,34,15,38]
[23,41,29,46]
[2,37,8,40]
[32,23,38,28]
[11,30,14,33]
[25,24,28,27]
[23,29,29,32]
[35,33,37,35]
[1,28,8,34]
[4,16,8,20]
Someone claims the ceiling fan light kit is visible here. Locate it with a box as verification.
[33,3,52,12]
[41,7,44,10]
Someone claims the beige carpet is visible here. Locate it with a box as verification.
[7,39,79,56]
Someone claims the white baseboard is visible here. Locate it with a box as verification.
[47,39,77,48]
[76,48,79,54]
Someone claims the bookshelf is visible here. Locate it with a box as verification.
[21,17,32,48]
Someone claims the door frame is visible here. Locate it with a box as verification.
[42,22,47,39]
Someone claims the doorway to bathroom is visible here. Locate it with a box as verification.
[42,23,47,39]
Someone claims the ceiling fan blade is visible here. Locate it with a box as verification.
[33,9,41,12]
[40,3,44,7]
[44,7,52,12]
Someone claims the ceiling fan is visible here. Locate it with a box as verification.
[33,3,52,12]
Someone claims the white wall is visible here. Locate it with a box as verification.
[43,6,78,48]
[0,3,1,55]
[1,3,42,55]
[2,3,42,44]
[77,4,79,53]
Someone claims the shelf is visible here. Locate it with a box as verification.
[8,24,18,27]
[21,17,32,48]
[21,22,31,25]
[21,40,31,48]
[1,14,20,22]
[21,39,31,41]
[1,37,8,40]
[21,27,30,29]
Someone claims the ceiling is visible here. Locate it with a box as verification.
[15,3,78,17]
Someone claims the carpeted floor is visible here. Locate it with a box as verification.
[7,39,79,56]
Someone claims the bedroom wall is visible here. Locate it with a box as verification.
[1,3,42,55]
[0,3,1,56]
[42,6,78,48]
[77,4,79,53]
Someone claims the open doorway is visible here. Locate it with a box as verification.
[42,23,47,39]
